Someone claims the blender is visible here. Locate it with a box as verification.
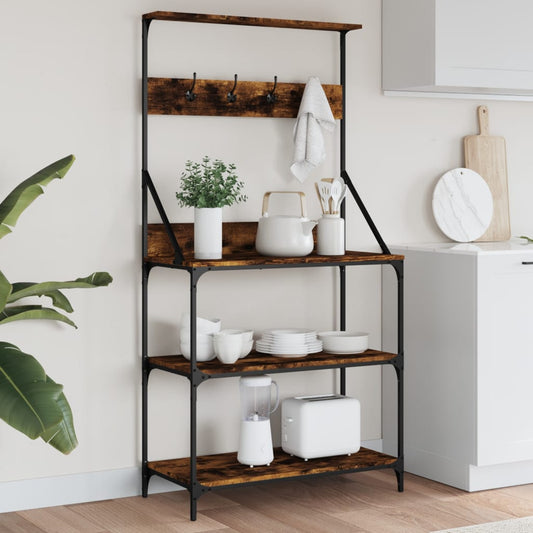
[237,375,279,467]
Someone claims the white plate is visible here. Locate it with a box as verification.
[258,340,321,348]
[432,168,493,242]
[256,340,322,350]
[262,329,316,340]
[323,348,366,355]
[255,344,322,356]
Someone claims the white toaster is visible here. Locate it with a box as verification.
[281,394,360,460]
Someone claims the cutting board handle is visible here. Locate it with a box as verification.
[478,105,489,135]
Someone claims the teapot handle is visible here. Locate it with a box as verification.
[262,191,307,218]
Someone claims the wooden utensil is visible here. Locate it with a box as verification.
[464,105,511,241]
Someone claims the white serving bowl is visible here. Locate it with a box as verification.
[180,338,215,361]
[180,314,221,334]
[318,331,369,354]
[240,339,254,358]
[180,329,214,344]
[214,332,243,364]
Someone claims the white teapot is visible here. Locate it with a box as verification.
[255,191,316,257]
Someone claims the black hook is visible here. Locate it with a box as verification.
[227,74,238,102]
[185,72,197,102]
[266,75,278,104]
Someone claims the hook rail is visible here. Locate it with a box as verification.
[147,76,343,119]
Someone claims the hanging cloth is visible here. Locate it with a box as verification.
[290,77,336,182]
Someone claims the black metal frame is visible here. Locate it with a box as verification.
[141,14,404,521]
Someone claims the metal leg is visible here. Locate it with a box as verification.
[339,265,347,395]
[393,260,404,493]
[190,495,198,522]
[141,261,151,497]
[189,268,204,521]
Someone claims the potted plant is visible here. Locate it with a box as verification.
[0,155,112,454]
[176,156,246,259]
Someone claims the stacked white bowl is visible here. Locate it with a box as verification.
[317,331,368,354]
[213,329,254,364]
[179,314,221,361]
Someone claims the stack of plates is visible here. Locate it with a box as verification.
[256,329,322,358]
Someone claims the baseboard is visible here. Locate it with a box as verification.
[0,467,178,513]
[1,439,383,514]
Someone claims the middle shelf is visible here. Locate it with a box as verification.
[148,350,398,378]
[145,221,404,267]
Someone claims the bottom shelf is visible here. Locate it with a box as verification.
[148,447,398,488]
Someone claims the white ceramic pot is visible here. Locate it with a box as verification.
[194,207,222,259]
[317,215,345,256]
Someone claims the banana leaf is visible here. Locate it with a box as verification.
[0,270,11,313]
[10,283,73,313]
[0,342,64,439]
[7,273,113,311]
[0,155,75,239]
[40,376,77,454]
[0,305,77,328]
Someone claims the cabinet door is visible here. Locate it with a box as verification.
[476,254,533,465]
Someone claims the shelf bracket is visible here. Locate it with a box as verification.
[143,170,184,264]
[341,170,391,255]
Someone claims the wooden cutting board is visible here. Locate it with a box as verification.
[464,105,511,241]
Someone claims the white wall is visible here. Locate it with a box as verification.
[2,0,533,510]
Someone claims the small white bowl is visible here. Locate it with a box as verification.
[180,339,215,361]
[240,339,254,358]
[180,314,221,334]
[180,329,214,343]
[214,333,243,364]
[217,329,253,341]
[318,331,369,354]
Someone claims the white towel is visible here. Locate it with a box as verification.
[290,77,336,182]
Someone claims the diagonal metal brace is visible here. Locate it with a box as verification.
[142,169,184,264]
[341,170,391,255]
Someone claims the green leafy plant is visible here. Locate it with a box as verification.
[175,156,247,208]
[0,155,112,454]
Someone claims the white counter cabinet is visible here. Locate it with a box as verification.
[382,0,533,99]
[383,242,533,490]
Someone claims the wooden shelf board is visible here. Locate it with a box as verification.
[143,12,362,33]
[146,222,403,267]
[149,350,398,376]
[148,447,397,488]
[147,78,342,119]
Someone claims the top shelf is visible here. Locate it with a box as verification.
[142,11,362,33]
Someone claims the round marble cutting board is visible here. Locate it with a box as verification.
[432,168,493,242]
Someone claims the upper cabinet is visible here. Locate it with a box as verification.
[382,0,533,99]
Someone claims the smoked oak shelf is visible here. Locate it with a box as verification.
[149,350,399,379]
[142,11,362,33]
[141,11,403,522]
[145,221,404,268]
[148,447,397,489]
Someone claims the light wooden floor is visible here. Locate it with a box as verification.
[2,470,533,532]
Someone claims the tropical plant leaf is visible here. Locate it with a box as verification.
[9,283,73,312]
[0,155,75,239]
[0,342,64,439]
[40,376,78,454]
[0,270,11,313]
[6,273,112,313]
[0,306,77,328]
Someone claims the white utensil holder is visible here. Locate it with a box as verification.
[317,215,345,256]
